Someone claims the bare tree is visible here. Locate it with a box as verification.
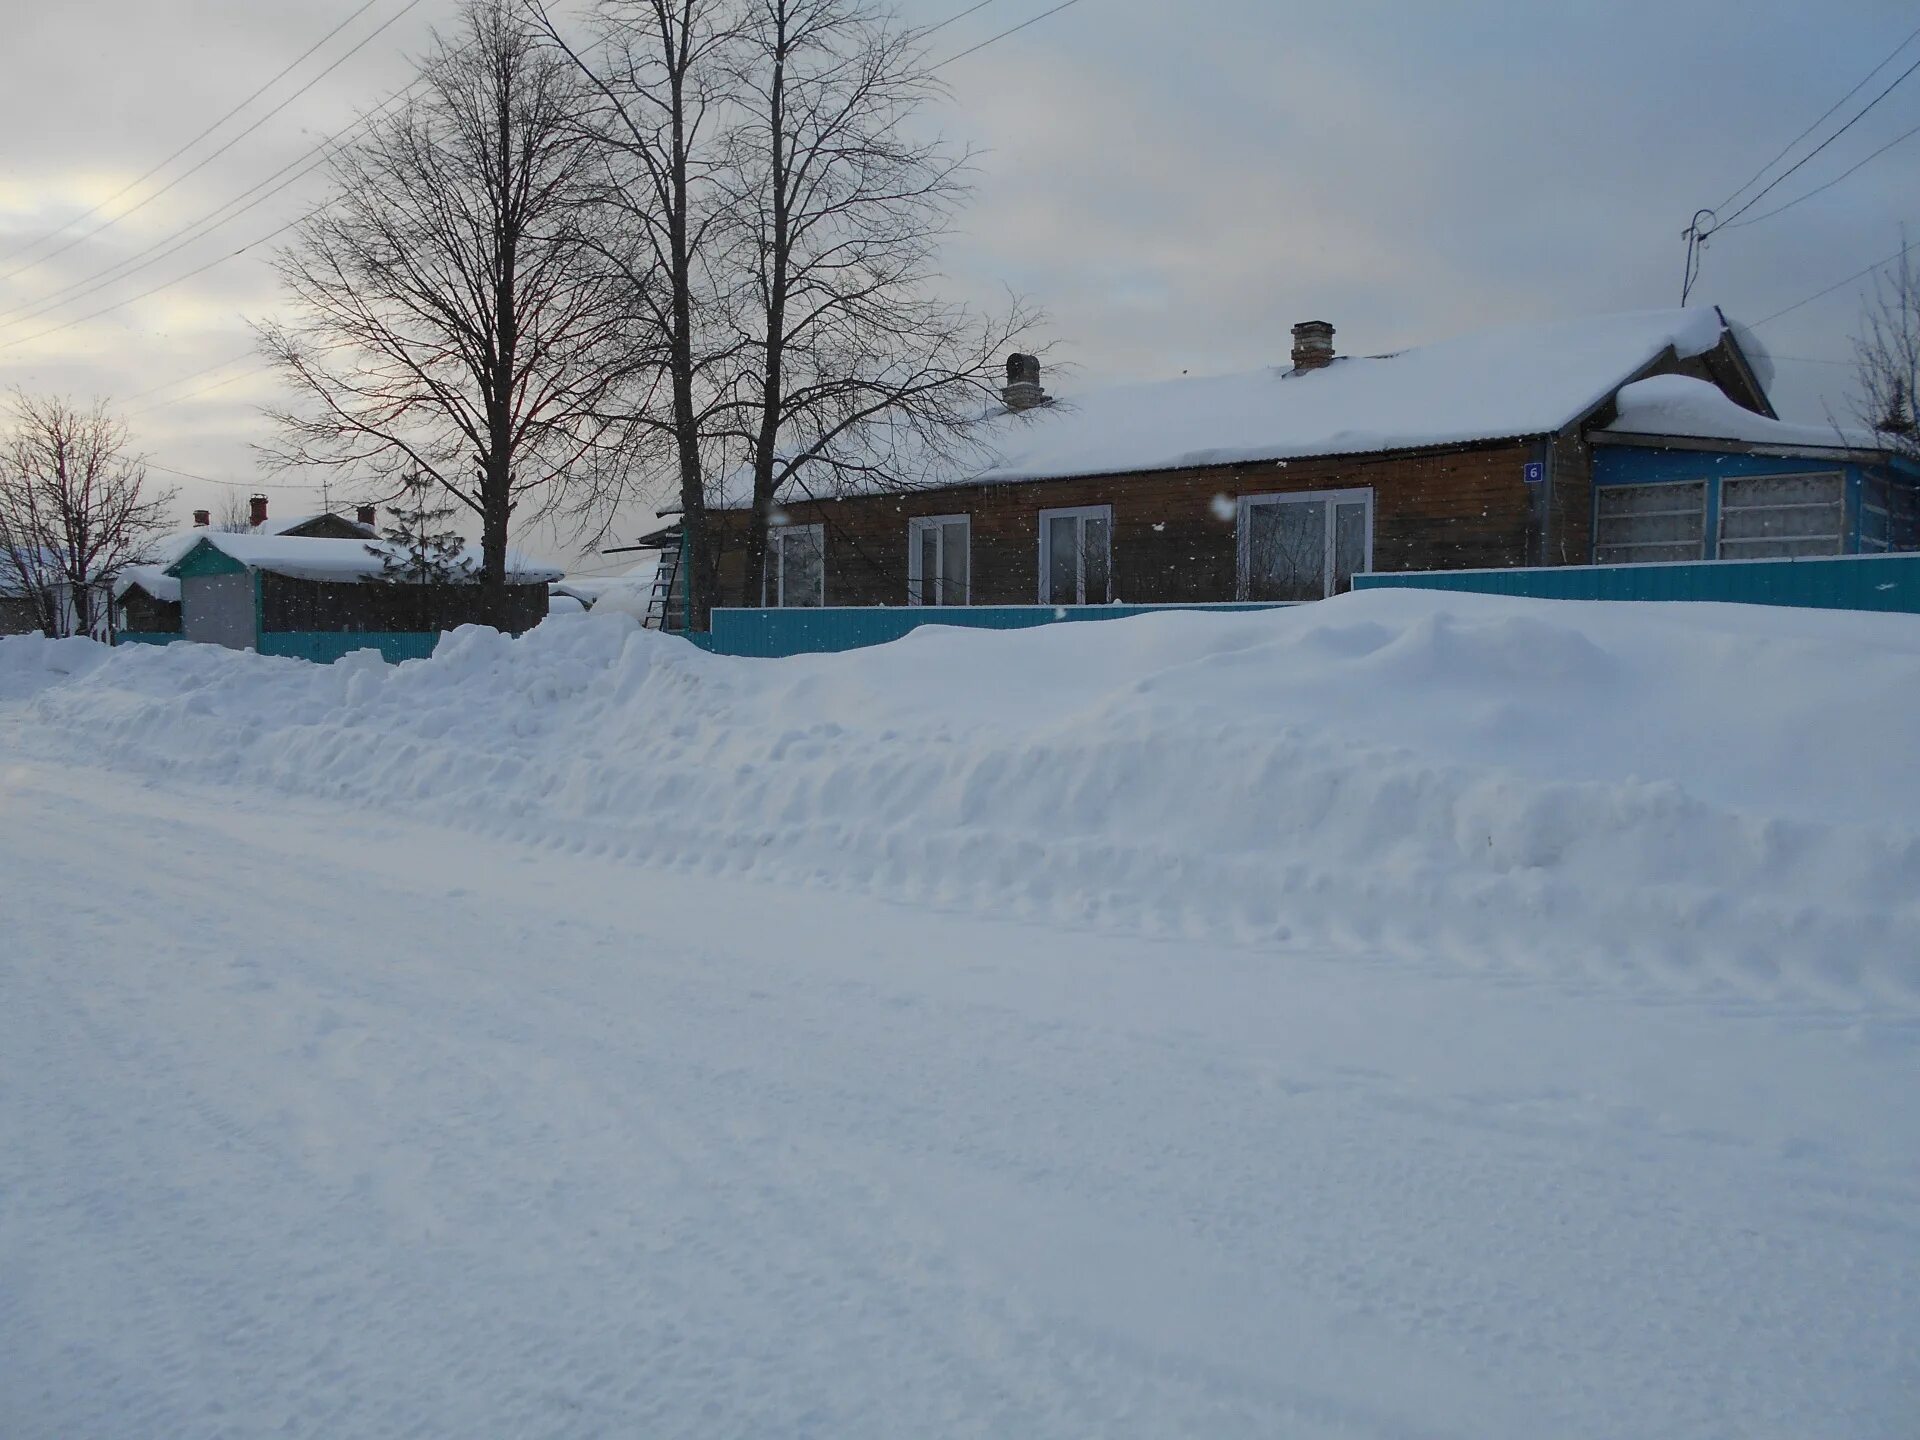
[1851,241,1920,551]
[528,0,743,627]
[214,491,256,532]
[720,0,1033,604]
[259,0,638,626]
[0,392,175,637]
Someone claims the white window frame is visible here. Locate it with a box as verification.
[1592,480,1708,563]
[1716,470,1845,558]
[762,522,825,607]
[1037,504,1114,604]
[907,514,971,606]
[1235,487,1374,601]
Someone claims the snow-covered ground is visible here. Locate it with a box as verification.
[2,593,1917,1437]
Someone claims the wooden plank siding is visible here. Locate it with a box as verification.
[259,574,549,635]
[710,437,1558,608]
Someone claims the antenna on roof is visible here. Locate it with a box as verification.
[1680,209,1715,306]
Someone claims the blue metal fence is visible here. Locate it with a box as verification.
[701,602,1293,657]
[1352,552,1920,613]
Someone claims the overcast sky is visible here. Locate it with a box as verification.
[3,0,1917,569]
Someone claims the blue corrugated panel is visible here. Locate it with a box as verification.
[1352,554,1920,613]
[112,632,181,647]
[258,632,442,664]
[704,603,1292,657]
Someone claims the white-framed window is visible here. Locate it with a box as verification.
[1718,472,1845,559]
[907,515,970,606]
[763,523,825,607]
[1594,481,1706,564]
[1038,505,1112,604]
[1237,488,1372,601]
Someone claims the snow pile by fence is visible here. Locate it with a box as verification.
[6,590,1918,1007]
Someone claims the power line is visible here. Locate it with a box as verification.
[0,216,305,353]
[130,365,271,418]
[935,0,1088,68]
[916,0,1003,40]
[144,460,320,492]
[1722,116,1920,231]
[1713,52,1920,231]
[121,348,261,403]
[0,86,412,331]
[1751,236,1920,327]
[1714,18,1920,215]
[0,0,428,287]
[0,0,390,270]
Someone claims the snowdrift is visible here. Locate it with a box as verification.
[5,591,1917,1008]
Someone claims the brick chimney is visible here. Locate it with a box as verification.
[192,508,210,527]
[1002,352,1047,412]
[248,494,268,528]
[356,504,377,528]
[1291,320,1336,373]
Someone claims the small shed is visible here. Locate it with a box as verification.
[165,533,560,663]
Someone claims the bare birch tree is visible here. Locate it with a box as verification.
[259,0,638,626]
[720,0,1033,603]
[0,392,174,637]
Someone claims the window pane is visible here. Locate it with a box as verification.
[1333,501,1368,593]
[778,526,824,607]
[941,520,969,605]
[917,525,939,605]
[1046,515,1079,604]
[1246,499,1327,601]
[1720,473,1843,555]
[1595,482,1704,565]
[1084,516,1110,602]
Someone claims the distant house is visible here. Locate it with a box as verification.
[692,307,1916,617]
[163,531,560,663]
[1,553,49,636]
[112,500,382,644]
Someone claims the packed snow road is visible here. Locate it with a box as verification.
[2,740,1916,1438]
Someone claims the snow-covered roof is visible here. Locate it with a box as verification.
[114,564,181,605]
[551,558,661,606]
[166,532,563,585]
[1600,374,1889,454]
[257,511,377,538]
[110,528,211,600]
[720,307,1741,508]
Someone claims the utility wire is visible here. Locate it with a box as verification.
[145,460,321,492]
[121,348,262,403]
[1714,18,1920,214]
[0,0,390,269]
[935,0,1087,68]
[0,86,412,329]
[1712,52,1920,231]
[1721,116,1920,230]
[1751,235,1920,327]
[915,0,1003,40]
[0,0,428,286]
[10,0,1071,357]
[130,366,268,418]
[0,216,305,353]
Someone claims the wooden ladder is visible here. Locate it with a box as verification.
[642,539,681,631]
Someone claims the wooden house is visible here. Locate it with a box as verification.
[112,501,383,645]
[163,532,558,663]
[698,309,1827,614]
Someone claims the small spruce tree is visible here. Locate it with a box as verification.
[367,473,470,628]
